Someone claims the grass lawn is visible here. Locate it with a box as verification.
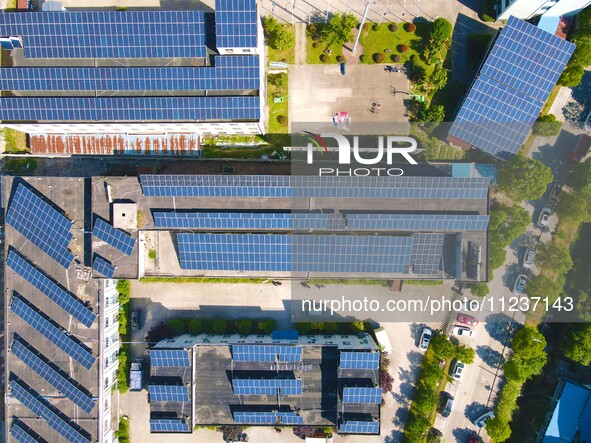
[541,85,561,116]
[2,128,29,153]
[267,79,289,133]
[306,37,344,64]
[358,22,428,64]
[267,24,295,64]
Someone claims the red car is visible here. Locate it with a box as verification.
[467,437,478,443]
[457,313,478,327]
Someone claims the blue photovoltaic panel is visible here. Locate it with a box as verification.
[139,175,490,199]
[0,11,206,58]
[10,420,47,443]
[6,183,74,268]
[342,387,383,404]
[178,234,414,274]
[339,421,380,434]
[7,250,96,327]
[149,349,190,367]
[232,345,302,362]
[10,295,96,369]
[346,214,490,232]
[215,0,258,49]
[148,385,190,402]
[92,218,136,256]
[233,379,302,395]
[149,419,190,433]
[340,352,380,370]
[0,96,260,122]
[0,58,260,91]
[234,411,304,425]
[10,378,91,443]
[92,255,115,278]
[481,16,575,102]
[410,233,445,275]
[11,336,95,413]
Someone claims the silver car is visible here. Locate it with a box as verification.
[522,249,536,269]
[513,274,527,295]
[538,207,551,228]
[419,327,432,351]
[474,411,495,428]
[451,361,465,380]
[452,325,474,338]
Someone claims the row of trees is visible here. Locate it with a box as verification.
[263,17,295,51]
[115,280,132,393]
[559,4,591,87]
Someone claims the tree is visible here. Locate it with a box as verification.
[146,322,173,343]
[420,105,445,123]
[455,345,476,364]
[428,68,448,91]
[212,319,227,334]
[404,22,417,32]
[380,370,394,392]
[498,156,554,202]
[413,387,438,416]
[557,185,591,225]
[116,280,131,305]
[537,241,573,275]
[431,334,456,360]
[559,64,585,87]
[373,52,385,63]
[320,13,359,46]
[187,319,202,334]
[504,353,547,382]
[269,28,295,50]
[257,319,277,333]
[237,319,253,334]
[469,282,489,297]
[295,322,311,334]
[486,416,512,442]
[512,325,546,358]
[563,323,591,365]
[427,18,452,57]
[571,158,591,189]
[168,318,187,335]
[533,114,562,137]
[324,322,338,333]
[269,73,287,88]
[490,204,530,246]
[525,275,562,302]
[351,320,365,332]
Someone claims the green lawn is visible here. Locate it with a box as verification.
[2,128,29,153]
[358,23,428,64]
[267,24,295,64]
[267,78,289,133]
[306,37,344,64]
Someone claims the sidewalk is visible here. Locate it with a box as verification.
[294,22,307,65]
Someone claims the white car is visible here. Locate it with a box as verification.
[451,361,465,380]
[474,411,495,428]
[419,327,433,351]
[538,207,551,228]
[522,249,536,269]
[462,298,480,312]
[452,325,474,338]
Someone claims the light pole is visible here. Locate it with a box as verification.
[352,0,371,53]
[259,279,271,295]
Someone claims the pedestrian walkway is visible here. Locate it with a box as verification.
[294,22,307,65]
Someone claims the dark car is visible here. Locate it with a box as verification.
[131,308,140,330]
[340,62,347,75]
[385,65,399,73]
[437,391,454,417]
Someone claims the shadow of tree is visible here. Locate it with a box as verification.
[453,427,479,442]
[464,400,488,421]
[484,313,515,343]
[477,345,506,368]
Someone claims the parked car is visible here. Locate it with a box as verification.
[457,313,478,327]
[419,327,433,351]
[437,392,454,417]
[451,360,465,380]
[513,274,527,295]
[340,62,347,75]
[453,325,474,338]
[522,249,536,269]
[462,298,480,312]
[131,308,140,330]
[549,184,562,203]
[467,436,481,443]
[474,410,495,428]
[427,428,443,443]
[538,207,551,228]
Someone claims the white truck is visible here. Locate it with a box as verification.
[130,362,143,391]
[374,327,392,354]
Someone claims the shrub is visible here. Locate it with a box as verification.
[212,319,228,334]
[295,322,312,334]
[380,370,394,392]
[312,35,320,41]
[319,53,329,63]
[391,54,401,62]
[187,319,202,334]
[293,426,317,439]
[146,322,173,343]
[277,115,287,125]
[258,319,277,334]
[312,40,321,48]
[362,23,369,30]
[372,23,381,31]
[324,322,338,334]
[480,12,495,22]
[148,249,156,260]
[336,55,345,63]
[351,320,365,332]
[373,53,385,63]
[115,417,130,443]
[237,319,253,335]
[116,280,131,305]
[118,304,129,335]
[469,282,489,297]
[116,346,130,393]
[168,318,187,335]
[307,24,317,35]
[388,23,398,32]
[404,22,416,32]
[397,44,409,53]
[359,54,368,63]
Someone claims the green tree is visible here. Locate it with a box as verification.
[431,334,456,360]
[533,114,562,137]
[504,353,547,382]
[320,13,359,46]
[351,320,365,332]
[559,64,585,87]
[469,282,489,297]
[427,18,452,57]
[263,16,280,36]
[420,104,445,123]
[498,156,554,202]
[537,241,573,275]
[237,319,253,335]
[557,185,591,224]
[212,319,228,334]
[525,275,563,302]
[324,322,338,333]
[428,68,448,91]
[187,319,202,334]
[269,28,295,50]
[413,387,438,416]
[563,323,591,365]
[168,318,187,335]
[570,158,591,189]
[116,280,131,305]
[512,325,546,358]
[490,204,530,246]
[486,415,512,442]
[269,73,287,88]
[455,345,475,364]
[571,42,591,68]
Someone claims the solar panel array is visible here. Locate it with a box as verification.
[6,183,74,268]
[7,250,96,327]
[233,379,303,395]
[346,214,490,232]
[0,57,260,92]
[0,11,206,58]
[340,352,380,370]
[178,233,414,273]
[234,411,304,425]
[10,378,91,443]
[449,16,575,160]
[10,420,47,443]
[339,421,380,434]
[215,0,258,49]
[342,387,383,404]
[92,255,115,278]
[11,336,95,413]
[11,295,96,369]
[148,385,190,402]
[139,175,490,199]
[149,419,190,433]
[0,96,260,122]
[409,233,445,275]
[149,349,190,367]
[92,218,136,255]
[233,345,302,362]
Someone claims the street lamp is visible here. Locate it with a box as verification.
[259,279,271,295]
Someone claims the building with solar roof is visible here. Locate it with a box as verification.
[0,0,264,155]
[146,331,383,434]
[448,16,575,161]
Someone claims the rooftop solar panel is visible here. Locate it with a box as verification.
[339,421,380,434]
[215,0,258,49]
[232,344,302,362]
[10,420,48,443]
[346,214,490,232]
[233,411,304,425]
[6,183,74,268]
[149,419,190,433]
[11,335,95,413]
[10,378,91,443]
[340,352,380,370]
[0,11,206,58]
[10,295,96,369]
[92,255,115,278]
[342,387,383,404]
[149,349,190,367]
[92,218,136,256]
[148,385,190,402]
[233,379,303,395]
[410,233,445,275]
[7,250,96,327]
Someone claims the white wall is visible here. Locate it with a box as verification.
[497,0,591,20]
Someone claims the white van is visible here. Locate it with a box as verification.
[374,327,392,354]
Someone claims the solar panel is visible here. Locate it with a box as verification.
[11,335,95,413]
[149,419,190,433]
[6,183,74,268]
[178,233,414,274]
[339,421,380,434]
[7,250,96,327]
[0,96,261,122]
[92,255,115,278]
[10,420,48,443]
[232,345,302,362]
[10,378,91,443]
[340,352,380,370]
[149,349,190,367]
[92,218,136,256]
[346,214,490,232]
[11,295,96,369]
[233,411,304,425]
[342,387,383,404]
[0,11,206,58]
[148,385,190,402]
[233,379,302,395]
[215,0,258,49]
[410,233,445,275]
